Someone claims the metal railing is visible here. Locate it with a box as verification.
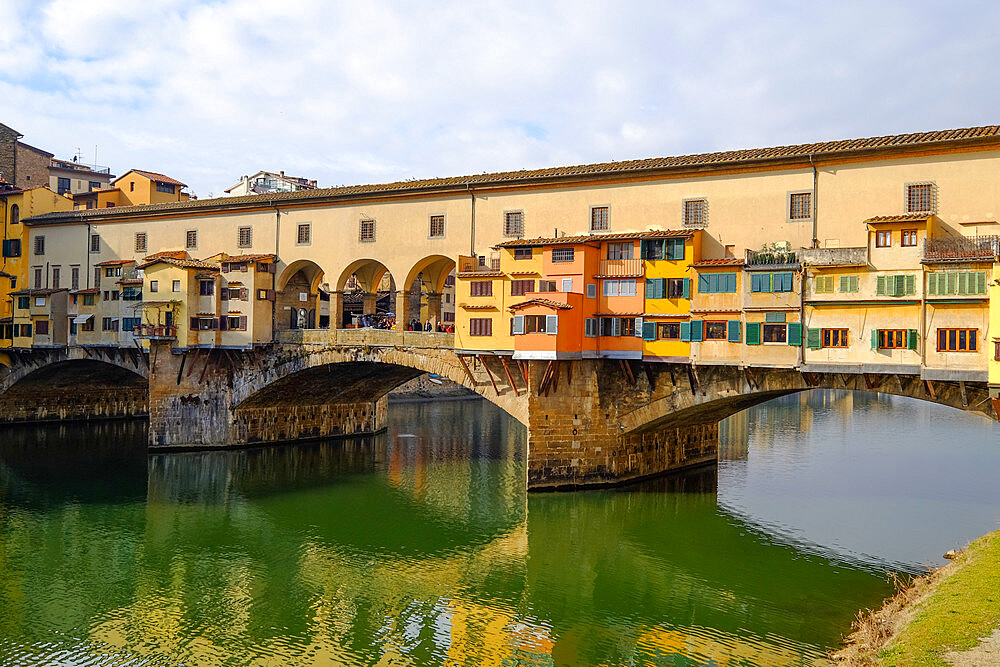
[924,235,1000,261]
[458,256,502,273]
[597,258,642,277]
[134,324,176,339]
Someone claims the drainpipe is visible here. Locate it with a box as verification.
[809,154,819,249]
[468,185,476,256]
[271,201,279,342]
[86,223,92,288]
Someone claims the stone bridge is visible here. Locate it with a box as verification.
[0,333,995,490]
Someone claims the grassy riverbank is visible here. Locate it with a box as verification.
[835,528,1000,665]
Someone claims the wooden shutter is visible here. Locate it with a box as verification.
[682,278,690,299]
[698,275,710,293]
[679,321,691,342]
[727,320,741,342]
[546,314,558,334]
[266,289,276,300]
[190,317,198,329]
[787,322,802,346]
[221,289,228,301]
[871,329,879,349]
[240,288,249,301]
[634,317,643,338]
[904,275,915,296]
[612,318,621,336]
[927,273,938,296]
[807,327,821,349]
[689,320,703,342]
[512,315,525,335]
[907,329,918,350]
[642,321,656,341]
[240,316,248,331]
[746,322,760,345]
[219,317,228,330]
[876,276,887,296]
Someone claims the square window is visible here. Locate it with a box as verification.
[359,219,375,242]
[513,247,532,260]
[789,192,812,220]
[429,215,445,238]
[297,223,311,245]
[551,247,574,262]
[561,278,573,292]
[907,183,933,213]
[683,199,707,227]
[822,328,849,348]
[238,226,252,248]
[470,281,492,297]
[511,280,534,296]
[705,321,727,340]
[606,242,633,260]
[590,206,609,232]
[657,322,680,340]
[901,230,918,247]
[200,280,214,296]
[875,230,891,248]
[762,323,787,343]
[503,211,524,238]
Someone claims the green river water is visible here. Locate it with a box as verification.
[1,390,999,666]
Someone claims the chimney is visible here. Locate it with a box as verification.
[280,170,284,177]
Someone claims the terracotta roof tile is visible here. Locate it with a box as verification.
[865,214,933,224]
[26,125,1000,225]
[139,256,219,270]
[144,250,189,260]
[94,259,135,266]
[117,278,143,284]
[692,258,746,267]
[119,169,187,187]
[72,288,100,294]
[508,298,573,311]
[220,253,277,262]
[459,303,498,310]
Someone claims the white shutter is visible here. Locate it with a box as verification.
[634,317,643,338]
[561,278,573,292]
[546,314,558,334]
[512,314,525,335]
[612,317,621,336]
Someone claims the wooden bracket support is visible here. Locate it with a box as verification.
[479,355,500,396]
[456,354,477,386]
[959,380,969,408]
[498,356,519,397]
[643,362,655,390]
[924,379,936,399]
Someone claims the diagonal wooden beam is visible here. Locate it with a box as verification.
[550,360,560,393]
[959,380,969,407]
[455,354,477,385]
[479,355,500,396]
[498,355,519,397]
[924,379,936,399]
[176,351,188,385]
[538,360,555,396]
[643,362,654,390]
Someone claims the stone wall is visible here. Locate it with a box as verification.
[14,143,51,190]
[0,124,16,184]
[0,385,147,423]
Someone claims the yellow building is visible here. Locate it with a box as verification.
[455,250,516,353]
[989,262,1000,406]
[73,169,190,209]
[642,231,700,362]
[139,252,220,349]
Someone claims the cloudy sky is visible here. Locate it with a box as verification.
[2,0,998,198]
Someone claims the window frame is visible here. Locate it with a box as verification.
[468,317,492,336]
[875,230,892,248]
[682,197,707,227]
[33,235,45,256]
[901,229,918,247]
[787,191,813,222]
[590,205,610,232]
[877,329,907,349]
[296,223,311,246]
[510,279,534,296]
[359,219,375,243]
[503,210,524,238]
[428,214,446,239]
[822,328,849,348]
[704,320,728,340]
[90,234,100,253]
[551,247,574,263]
[237,226,253,248]
[186,230,198,250]
[134,232,147,253]
[905,182,935,214]
[762,323,788,343]
[469,281,493,297]
[513,247,532,260]
[657,322,681,340]
[936,328,978,352]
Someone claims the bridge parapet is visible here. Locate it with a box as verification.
[276,328,454,349]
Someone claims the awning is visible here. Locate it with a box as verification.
[72,314,93,324]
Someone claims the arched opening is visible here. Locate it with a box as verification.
[398,255,457,332]
[335,259,396,329]
[276,260,327,330]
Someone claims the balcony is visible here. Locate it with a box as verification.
[800,247,868,267]
[596,258,642,277]
[458,256,502,274]
[745,248,799,269]
[923,235,1000,263]
[134,324,176,339]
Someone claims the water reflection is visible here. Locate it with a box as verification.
[0,391,998,665]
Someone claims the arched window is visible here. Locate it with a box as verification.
[10,204,18,225]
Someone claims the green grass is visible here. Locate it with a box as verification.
[879,530,1000,666]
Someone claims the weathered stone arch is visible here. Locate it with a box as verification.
[403,254,456,294]
[277,259,326,292]
[336,258,395,293]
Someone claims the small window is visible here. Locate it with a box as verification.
[149,280,158,293]
[877,329,907,349]
[129,181,135,192]
[585,318,598,337]
[683,198,707,227]
[937,328,977,352]
[510,280,534,296]
[822,328,849,348]
[52,267,60,289]
[513,247,532,260]
[586,283,597,298]
[186,230,198,249]
[704,321,727,340]
[606,242,633,260]
[875,230,891,248]
[590,206,609,232]
[470,281,492,297]
[156,182,175,194]
[667,278,687,298]
[523,314,548,333]
[561,278,573,292]
[82,294,96,306]
[200,280,214,296]
[297,223,311,245]
[906,183,934,213]
[71,267,79,290]
[172,280,181,292]
[16,296,28,309]
[901,230,918,247]
[34,235,45,256]
[838,275,859,293]
[503,211,524,238]
[9,204,18,225]
[33,268,42,288]
[36,319,49,335]
[469,318,492,336]
[359,219,375,242]
[538,280,557,292]
[789,192,812,220]
[551,247,574,262]
[657,322,681,340]
[33,296,45,307]
[90,234,100,253]
[429,215,445,238]
[762,323,787,343]
[238,226,252,248]
[57,177,70,194]
[135,232,147,253]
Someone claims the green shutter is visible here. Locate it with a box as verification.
[958,272,969,295]
[645,278,657,299]
[975,271,987,295]
[680,321,691,342]
[682,278,690,299]
[907,329,918,350]
[640,240,649,260]
[807,327,821,349]
[666,238,683,260]
[746,322,761,345]
[904,274,915,295]
[871,329,879,349]
[727,320,741,342]
[689,320,703,341]
[698,274,710,293]
[787,322,802,346]
[726,273,737,293]
[928,273,938,296]
[838,275,850,293]
[765,312,786,323]
[876,275,886,296]
[946,272,958,295]
[642,321,655,341]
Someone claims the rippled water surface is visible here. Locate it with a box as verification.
[1,390,999,665]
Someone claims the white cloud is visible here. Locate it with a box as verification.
[1,0,998,198]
